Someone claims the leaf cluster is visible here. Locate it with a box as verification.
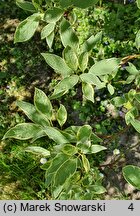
[2,0,140,198]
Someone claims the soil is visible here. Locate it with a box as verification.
[102,133,140,199]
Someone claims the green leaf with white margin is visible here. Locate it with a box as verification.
[60,18,79,49]
[52,185,64,199]
[45,153,69,187]
[125,110,135,125]
[44,7,63,23]
[57,104,67,127]
[77,127,92,151]
[63,126,80,142]
[50,75,79,99]
[41,160,51,171]
[136,0,140,9]
[34,88,53,120]
[125,62,139,75]
[77,125,92,143]
[31,130,47,143]
[128,89,136,102]
[25,146,50,156]
[14,13,40,43]
[123,165,140,189]
[125,75,136,84]
[61,144,78,156]
[90,145,107,154]
[77,141,91,154]
[111,96,127,107]
[130,118,140,133]
[50,90,66,100]
[135,75,140,86]
[16,0,37,12]
[41,23,55,39]
[89,58,120,76]
[81,155,90,173]
[44,126,69,144]
[53,158,77,187]
[32,0,43,10]
[61,131,76,143]
[41,53,73,77]
[107,83,114,95]
[82,31,102,52]
[87,185,106,194]
[63,46,78,71]
[82,82,94,103]
[135,93,140,103]
[135,30,140,50]
[80,73,105,89]
[65,125,80,135]
[46,31,54,49]
[78,52,89,72]
[17,101,50,127]
[3,123,42,140]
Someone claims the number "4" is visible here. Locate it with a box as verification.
[128,203,134,211]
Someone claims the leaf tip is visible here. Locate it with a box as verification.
[2,135,5,140]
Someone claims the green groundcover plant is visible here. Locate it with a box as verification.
[2,0,140,199]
